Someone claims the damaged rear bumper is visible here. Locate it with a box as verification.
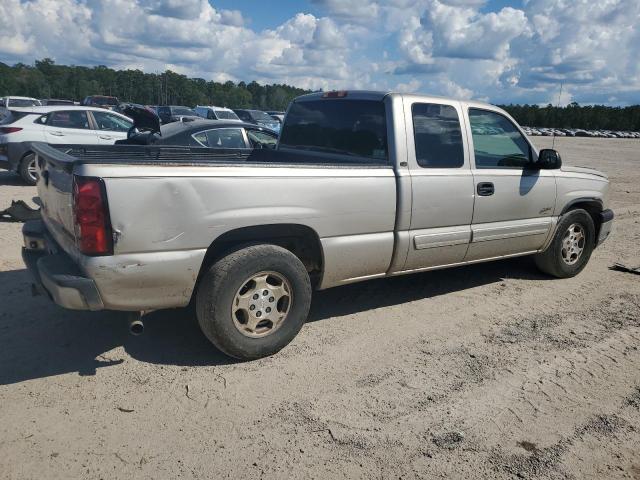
[22,220,104,311]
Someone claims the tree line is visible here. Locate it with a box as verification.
[1,59,639,130]
[500,103,640,131]
[0,59,310,111]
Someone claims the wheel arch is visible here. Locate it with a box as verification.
[193,223,324,299]
[560,197,603,239]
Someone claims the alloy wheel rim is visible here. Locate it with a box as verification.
[231,271,292,338]
[561,223,585,265]
[27,156,38,182]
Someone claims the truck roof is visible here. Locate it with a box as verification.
[294,90,496,110]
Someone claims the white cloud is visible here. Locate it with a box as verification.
[0,0,638,104]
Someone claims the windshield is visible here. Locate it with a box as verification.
[8,98,41,107]
[172,107,197,116]
[250,110,274,122]
[215,110,240,120]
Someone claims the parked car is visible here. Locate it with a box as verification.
[117,104,277,148]
[266,111,285,124]
[157,105,200,124]
[194,106,241,122]
[81,95,119,109]
[1,96,42,108]
[233,109,281,133]
[41,99,75,106]
[0,106,132,184]
[22,90,613,360]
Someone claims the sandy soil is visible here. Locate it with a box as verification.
[0,137,639,479]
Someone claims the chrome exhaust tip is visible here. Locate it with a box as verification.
[127,313,144,335]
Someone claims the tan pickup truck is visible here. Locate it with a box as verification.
[23,90,613,359]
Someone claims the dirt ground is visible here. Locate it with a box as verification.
[1,137,639,479]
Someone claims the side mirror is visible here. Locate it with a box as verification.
[537,149,562,169]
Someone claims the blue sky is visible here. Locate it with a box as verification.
[1,0,638,105]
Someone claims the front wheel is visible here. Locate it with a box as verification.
[19,153,38,186]
[195,244,312,360]
[534,209,595,278]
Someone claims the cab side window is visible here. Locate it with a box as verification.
[412,103,464,168]
[468,109,531,168]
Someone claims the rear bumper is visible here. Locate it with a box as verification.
[596,209,614,247]
[22,220,104,311]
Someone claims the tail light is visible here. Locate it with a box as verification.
[72,176,113,255]
[0,127,23,134]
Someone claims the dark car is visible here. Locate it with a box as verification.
[233,109,281,132]
[116,104,278,149]
[156,105,200,125]
[82,95,119,109]
[42,99,75,106]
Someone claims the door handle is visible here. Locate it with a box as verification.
[98,135,113,140]
[477,182,495,196]
[49,131,64,136]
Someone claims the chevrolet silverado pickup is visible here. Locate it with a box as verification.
[22,91,614,360]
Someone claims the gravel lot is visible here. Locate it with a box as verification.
[1,137,639,479]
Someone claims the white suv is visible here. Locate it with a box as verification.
[0,96,42,109]
[194,105,241,122]
[0,106,132,185]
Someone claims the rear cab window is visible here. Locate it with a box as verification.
[279,99,388,163]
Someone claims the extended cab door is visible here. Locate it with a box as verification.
[464,106,556,261]
[399,98,475,272]
[44,110,96,144]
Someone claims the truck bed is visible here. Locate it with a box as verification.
[32,143,389,170]
[30,141,398,311]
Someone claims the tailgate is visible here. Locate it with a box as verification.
[32,142,79,253]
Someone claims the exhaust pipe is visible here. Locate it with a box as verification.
[127,313,144,335]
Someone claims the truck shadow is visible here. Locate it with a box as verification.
[0,171,29,187]
[307,256,549,322]
[0,256,550,385]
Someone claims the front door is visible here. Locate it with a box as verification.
[465,107,556,261]
[89,110,132,144]
[400,99,475,272]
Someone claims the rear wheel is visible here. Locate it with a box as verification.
[195,244,312,360]
[534,209,595,278]
[18,152,37,186]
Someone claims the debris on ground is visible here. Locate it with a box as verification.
[610,263,640,276]
[0,200,41,222]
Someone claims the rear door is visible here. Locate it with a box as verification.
[89,110,133,144]
[44,110,97,144]
[400,98,475,272]
[464,106,556,261]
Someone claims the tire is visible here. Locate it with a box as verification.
[18,152,37,186]
[195,244,312,360]
[534,209,595,278]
